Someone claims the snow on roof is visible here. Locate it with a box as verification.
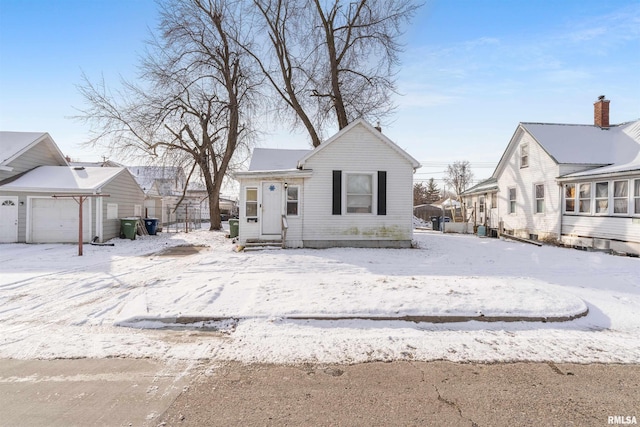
[0,131,48,164]
[561,153,640,178]
[461,178,498,195]
[248,148,312,171]
[0,166,125,192]
[522,121,640,165]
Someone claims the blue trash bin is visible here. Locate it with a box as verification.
[144,218,159,235]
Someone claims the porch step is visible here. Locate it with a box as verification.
[243,239,283,251]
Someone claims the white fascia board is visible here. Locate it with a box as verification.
[234,170,313,180]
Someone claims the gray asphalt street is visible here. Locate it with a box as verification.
[1,359,637,427]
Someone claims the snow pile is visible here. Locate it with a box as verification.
[413,215,430,228]
[0,228,639,364]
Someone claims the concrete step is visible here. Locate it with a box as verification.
[243,239,283,251]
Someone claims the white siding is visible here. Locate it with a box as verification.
[238,177,306,246]
[465,193,499,229]
[301,124,414,244]
[562,216,640,243]
[236,123,416,247]
[497,131,562,239]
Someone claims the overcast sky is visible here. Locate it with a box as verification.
[1,0,639,186]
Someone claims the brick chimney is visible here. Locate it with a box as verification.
[594,95,610,128]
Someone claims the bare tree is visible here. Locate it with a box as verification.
[249,0,420,147]
[76,0,257,230]
[444,160,473,221]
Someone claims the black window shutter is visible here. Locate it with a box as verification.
[377,171,387,215]
[332,170,342,215]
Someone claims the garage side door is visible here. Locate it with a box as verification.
[30,198,91,243]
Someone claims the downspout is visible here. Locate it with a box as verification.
[557,182,563,244]
[95,190,103,243]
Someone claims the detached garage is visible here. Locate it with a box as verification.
[29,197,91,243]
[0,166,145,243]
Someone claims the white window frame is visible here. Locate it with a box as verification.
[479,195,485,213]
[508,187,516,214]
[345,172,375,214]
[613,180,629,215]
[578,183,591,214]
[534,183,544,214]
[595,181,609,214]
[564,183,576,213]
[107,203,119,220]
[634,179,640,216]
[245,187,258,219]
[491,192,497,209]
[520,144,529,168]
[286,185,299,217]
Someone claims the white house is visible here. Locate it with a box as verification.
[462,97,640,255]
[0,132,145,243]
[234,119,421,248]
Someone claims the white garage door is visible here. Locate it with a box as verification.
[30,198,91,243]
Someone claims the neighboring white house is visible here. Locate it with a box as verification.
[0,132,145,243]
[234,119,421,248]
[462,96,640,255]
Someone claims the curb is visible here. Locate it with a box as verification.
[130,307,589,327]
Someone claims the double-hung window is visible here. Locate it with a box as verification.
[613,180,628,214]
[564,184,575,213]
[520,144,529,168]
[286,186,299,216]
[595,182,609,214]
[534,184,544,213]
[635,179,640,215]
[508,187,516,214]
[346,174,373,213]
[479,196,485,213]
[245,187,258,218]
[579,183,591,213]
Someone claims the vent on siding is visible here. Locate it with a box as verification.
[593,238,610,250]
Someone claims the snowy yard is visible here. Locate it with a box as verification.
[0,228,638,364]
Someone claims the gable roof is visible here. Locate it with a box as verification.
[493,119,640,178]
[521,122,639,165]
[0,131,68,167]
[297,119,421,169]
[461,178,498,196]
[248,148,312,171]
[0,166,131,193]
[559,120,640,179]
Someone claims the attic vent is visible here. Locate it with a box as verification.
[73,167,85,171]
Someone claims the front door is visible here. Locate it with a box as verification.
[0,196,19,243]
[261,182,282,235]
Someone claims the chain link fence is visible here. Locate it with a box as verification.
[162,204,203,233]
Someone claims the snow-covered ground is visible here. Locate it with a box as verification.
[0,228,638,364]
